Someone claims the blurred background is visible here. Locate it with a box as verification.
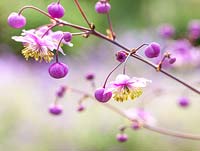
[0,0,200,151]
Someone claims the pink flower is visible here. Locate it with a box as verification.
[125,108,157,126]
[12,26,73,62]
[107,74,151,102]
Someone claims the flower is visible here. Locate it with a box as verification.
[12,26,73,62]
[125,108,157,126]
[107,74,151,102]
[158,24,175,38]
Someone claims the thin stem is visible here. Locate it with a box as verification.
[91,30,200,94]
[106,13,115,39]
[103,62,123,88]
[57,0,61,4]
[56,37,64,63]
[41,23,60,38]
[73,0,91,28]
[68,87,200,140]
[18,6,54,20]
[72,31,90,36]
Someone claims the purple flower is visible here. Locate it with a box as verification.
[94,88,112,103]
[115,51,127,63]
[144,42,161,58]
[49,62,69,79]
[49,104,63,115]
[188,20,200,40]
[107,74,151,102]
[158,24,175,38]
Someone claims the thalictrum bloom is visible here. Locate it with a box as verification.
[107,74,151,102]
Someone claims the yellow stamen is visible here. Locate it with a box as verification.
[21,47,54,63]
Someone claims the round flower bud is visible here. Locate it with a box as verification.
[49,104,63,115]
[116,134,128,142]
[178,97,190,108]
[115,51,127,63]
[47,2,65,18]
[7,12,26,29]
[85,73,95,80]
[63,32,72,42]
[77,105,85,112]
[49,62,69,79]
[95,1,111,14]
[144,42,161,58]
[169,57,176,64]
[94,88,112,103]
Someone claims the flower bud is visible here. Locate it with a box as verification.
[63,32,72,43]
[178,97,190,108]
[8,12,26,29]
[95,1,111,14]
[115,51,127,63]
[48,2,65,18]
[94,88,112,103]
[49,62,69,79]
[144,42,161,58]
[49,104,63,115]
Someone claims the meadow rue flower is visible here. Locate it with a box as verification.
[49,104,63,115]
[94,88,112,103]
[107,74,151,102]
[158,24,175,38]
[178,97,190,108]
[95,1,111,14]
[48,2,65,18]
[49,62,69,79]
[8,12,26,29]
[12,29,56,62]
[144,42,161,58]
[116,134,128,142]
[125,108,157,126]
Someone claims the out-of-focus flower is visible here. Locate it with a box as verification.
[107,74,151,102]
[125,108,157,126]
[158,24,175,39]
[168,39,200,67]
[188,20,200,40]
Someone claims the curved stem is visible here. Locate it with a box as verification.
[103,62,123,88]
[41,23,60,38]
[18,6,54,20]
[107,13,115,39]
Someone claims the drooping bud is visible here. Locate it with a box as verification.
[63,32,72,43]
[94,88,112,103]
[49,62,69,79]
[48,2,65,18]
[116,133,128,142]
[95,1,111,14]
[49,104,63,115]
[8,12,26,29]
[115,51,127,63]
[144,42,161,58]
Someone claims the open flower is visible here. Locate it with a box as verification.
[12,26,73,63]
[107,74,151,102]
